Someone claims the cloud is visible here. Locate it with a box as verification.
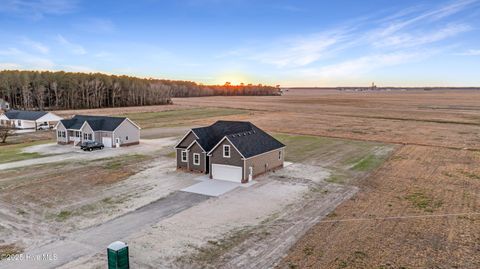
[0,0,79,19]
[0,47,55,70]
[74,18,115,33]
[0,63,21,70]
[301,51,432,79]
[56,34,87,55]
[20,37,49,54]
[455,49,480,56]
[229,0,476,80]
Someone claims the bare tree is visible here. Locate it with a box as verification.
[0,126,14,143]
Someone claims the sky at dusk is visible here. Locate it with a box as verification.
[1,0,480,86]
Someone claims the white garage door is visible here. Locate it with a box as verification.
[102,137,112,148]
[211,164,243,183]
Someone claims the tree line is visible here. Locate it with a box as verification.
[0,70,279,110]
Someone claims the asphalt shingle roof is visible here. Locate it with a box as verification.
[191,121,285,158]
[4,110,48,121]
[60,115,127,131]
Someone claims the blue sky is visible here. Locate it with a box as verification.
[1,0,480,86]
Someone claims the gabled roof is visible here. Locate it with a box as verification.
[4,110,48,121]
[188,120,285,158]
[60,115,129,131]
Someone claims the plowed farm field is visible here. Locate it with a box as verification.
[173,89,480,268]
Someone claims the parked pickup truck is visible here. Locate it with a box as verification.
[80,141,105,151]
[37,123,51,130]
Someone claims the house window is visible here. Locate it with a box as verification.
[223,145,230,158]
[126,136,129,141]
[62,131,66,138]
[279,150,282,160]
[58,131,61,137]
[88,134,92,140]
[193,153,200,165]
[84,133,88,140]
[17,120,21,126]
[75,131,81,138]
[181,150,188,162]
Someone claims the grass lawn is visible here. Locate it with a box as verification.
[0,140,51,164]
[273,133,395,183]
[119,107,250,129]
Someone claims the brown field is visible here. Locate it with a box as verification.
[2,89,479,268]
[172,89,480,268]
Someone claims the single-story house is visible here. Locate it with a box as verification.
[175,121,285,183]
[56,115,141,148]
[0,99,9,111]
[0,110,63,129]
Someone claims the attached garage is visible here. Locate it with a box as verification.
[211,164,243,183]
[102,137,112,148]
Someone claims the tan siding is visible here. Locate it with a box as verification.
[245,148,284,179]
[113,119,140,147]
[209,139,244,179]
[56,123,68,143]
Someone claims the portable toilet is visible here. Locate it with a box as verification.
[107,241,129,269]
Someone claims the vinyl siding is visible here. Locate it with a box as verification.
[176,148,188,169]
[244,148,284,179]
[80,123,95,142]
[177,131,196,148]
[188,142,206,173]
[56,123,68,143]
[113,119,140,147]
[209,139,244,179]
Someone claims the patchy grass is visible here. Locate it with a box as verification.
[0,140,50,164]
[56,210,73,221]
[166,151,176,158]
[103,154,149,170]
[273,133,331,162]
[120,107,250,129]
[405,191,443,212]
[350,153,386,172]
[0,244,23,260]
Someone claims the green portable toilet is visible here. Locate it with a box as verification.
[107,241,129,269]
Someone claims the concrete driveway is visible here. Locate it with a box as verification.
[181,178,256,197]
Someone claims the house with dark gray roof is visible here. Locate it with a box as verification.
[174,121,285,183]
[56,115,141,148]
[0,109,63,130]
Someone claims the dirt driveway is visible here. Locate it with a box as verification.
[0,138,177,171]
[0,192,209,269]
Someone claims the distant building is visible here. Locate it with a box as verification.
[56,115,141,147]
[0,99,9,111]
[0,110,63,130]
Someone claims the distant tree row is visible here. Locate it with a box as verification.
[0,70,279,110]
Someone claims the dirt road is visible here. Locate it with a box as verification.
[0,191,209,269]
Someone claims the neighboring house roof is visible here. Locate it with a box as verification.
[180,121,285,158]
[4,110,48,121]
[60,115,131,131]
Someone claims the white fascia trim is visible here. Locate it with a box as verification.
[207,136,246,159]
[243,146,286,160]
[186,140,206,152]
[173,130,199,149]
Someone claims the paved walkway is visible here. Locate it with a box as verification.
[0,191,209,269]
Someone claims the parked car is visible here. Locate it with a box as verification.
[37,123,51,130]
[80,141,104,151]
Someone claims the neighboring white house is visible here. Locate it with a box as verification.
[0,99,9,111]
[56,115,141,147]
[0,110,63,130]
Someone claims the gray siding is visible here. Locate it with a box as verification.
[113,119,140,147]
[177,131,196,148]
[176,148,188,169]
[188,142,206,173]
[80,123,94,142]
[209,139,245,179]
[244,148,284,179]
